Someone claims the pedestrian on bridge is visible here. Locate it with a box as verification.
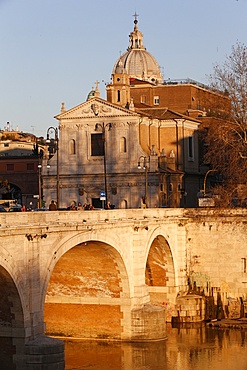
[49,200,57,211]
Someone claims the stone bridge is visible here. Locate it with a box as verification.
[1,208,247,369]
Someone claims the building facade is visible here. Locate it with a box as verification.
[0,130,45,208]
[42,94,200,209]
[42,17,214,209]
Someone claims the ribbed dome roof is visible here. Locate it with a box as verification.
[112,18,163,84]
[87,89,95,100]
[86,81,100,101]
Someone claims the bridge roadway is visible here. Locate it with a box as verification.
[0,207,247,369]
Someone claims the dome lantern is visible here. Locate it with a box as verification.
[112,15,163,84]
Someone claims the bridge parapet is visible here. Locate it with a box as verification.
[1,207,246,229]
[0,207,185,227]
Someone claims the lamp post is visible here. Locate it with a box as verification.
[37,163,42,208]
[46,127,59,209]
[138,156,149,207]
[38,162,51,208]
[203,169,217,196]
[95,122,112,208]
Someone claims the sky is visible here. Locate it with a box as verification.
[0,0,247,137]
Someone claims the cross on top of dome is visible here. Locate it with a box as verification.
[133,11,139,25]
[128,12,145,51]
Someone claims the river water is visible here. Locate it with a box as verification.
[64,323,247,370]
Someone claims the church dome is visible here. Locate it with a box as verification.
[112,17,163,84]
[86,82,100,100]
[87,88,95,100]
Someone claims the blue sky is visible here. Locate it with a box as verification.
[0,0,246,136]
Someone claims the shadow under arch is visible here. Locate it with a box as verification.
[0,265,25,369]
[145,234,176,310]
[43,238,131,340]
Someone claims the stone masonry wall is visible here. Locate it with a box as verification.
[183,209,247,316]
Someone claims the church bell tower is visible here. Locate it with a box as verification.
[106,60,131,108]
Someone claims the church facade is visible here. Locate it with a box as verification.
[42,17,203,209]
[42,95,200,209]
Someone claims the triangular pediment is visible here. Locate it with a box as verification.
[55,97,139,120]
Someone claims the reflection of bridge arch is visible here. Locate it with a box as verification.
[43,232,131,340]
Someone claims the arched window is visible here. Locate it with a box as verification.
[120,137,126,153]
[69,139,76,155]
[117,90,121,102]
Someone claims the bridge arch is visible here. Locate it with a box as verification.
[41,230,131,304]
[144,227,178,307]
[0,261,26,369]
[145,235,175,287]
[0,252,29,326]
[42,231,132,340]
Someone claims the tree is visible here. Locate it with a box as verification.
[202,42,247,205]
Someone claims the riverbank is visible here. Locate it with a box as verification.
[207,318,247,329]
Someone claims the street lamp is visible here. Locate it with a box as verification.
[38,162,50,208]
[203,169,217,196]
[138,156,150,207]
[37,163,42,208]
[95,122,112,208]
[46,127,59,209]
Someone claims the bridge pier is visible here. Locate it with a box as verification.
[0,333,64,370]
[131,304,167,341]
[120,298,167,341]
[25,335,64,370]
[130,233,168,340]
[22,239,65,369]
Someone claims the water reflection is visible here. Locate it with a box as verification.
[65,324,247,370]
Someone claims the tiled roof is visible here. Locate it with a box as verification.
[136,107,200,122]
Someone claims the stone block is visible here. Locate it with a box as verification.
[131,304,167,340]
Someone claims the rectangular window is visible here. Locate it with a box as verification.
[188,136,194,161]
[154,96,160,105]
[27,163,34,171]
[4,143,9,147]
[91,133,104,156]
[6,163,14,171]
